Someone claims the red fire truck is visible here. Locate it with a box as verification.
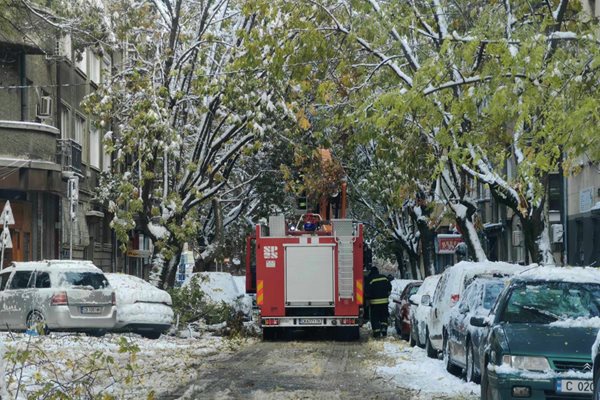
[245,209,365,340]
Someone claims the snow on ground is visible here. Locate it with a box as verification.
[375,336,479,400]
[0,331,237,399]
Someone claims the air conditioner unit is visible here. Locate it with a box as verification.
[512,230,523,247]
[551,224,564,244]
[37,96,52,117]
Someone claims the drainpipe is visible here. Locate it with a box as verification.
[20,52,26,121]
[563,172,569,265]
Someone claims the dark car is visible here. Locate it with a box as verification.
[392,281,422,341]
[444,276,506,382]
[472,267,600,400]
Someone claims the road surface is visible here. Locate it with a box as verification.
[160,329,411,399]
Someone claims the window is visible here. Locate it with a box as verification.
[58,272,109,289]
[60,105,71,139]
[89,52,101,84]
[90,126,100,168]
[9,271,33,289]
[0,271,11,291]
[75,115,87,162]
[103,143,111,172]
[35,272,51,289]
[76,49,87,75]
[548,174,562,212]
[101,55,111,84]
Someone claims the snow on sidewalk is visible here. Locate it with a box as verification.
[375,338,479,399]
[0,332,232,399]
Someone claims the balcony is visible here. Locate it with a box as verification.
[56,139,82,176]
[0,121,62,192]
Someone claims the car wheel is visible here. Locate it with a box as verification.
[425,329,437,358]
[481,361,494,400]
[466,340,480,383]
[140,331,162,340]
[443,334,461,375]
[26,310,48,335]
[394,319,402,336]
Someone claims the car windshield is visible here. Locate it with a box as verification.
[58,272,109,289]
[501,281,600,324]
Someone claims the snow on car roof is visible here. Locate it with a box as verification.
[445,260,528,277]
[515,266,600,284]
[11,260,102,273]
[105,273,171,305]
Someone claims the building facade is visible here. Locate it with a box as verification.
[0,7,115,271]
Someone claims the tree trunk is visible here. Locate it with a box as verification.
[454,201,488,262]
[520,199,554,265]
[416,218,436,276]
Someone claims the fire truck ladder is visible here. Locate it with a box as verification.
[333,220,355,300]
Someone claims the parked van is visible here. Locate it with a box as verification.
[426,261,526,358]
[0,260,117,334]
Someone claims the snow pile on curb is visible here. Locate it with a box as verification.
[376,340,478,399]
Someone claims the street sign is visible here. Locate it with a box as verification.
[0,201,15,226]
[1,228,12,249]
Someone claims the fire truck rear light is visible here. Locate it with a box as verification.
[262,318,279,326]
[340,318,356,325]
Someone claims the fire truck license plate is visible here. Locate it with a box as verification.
[299,318,322,325]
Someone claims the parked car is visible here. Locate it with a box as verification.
[392,280,422,340]
[0,260,116,334]
[473,266,600,400]
[389,279,419,316]
[409,274,441,352]
[427,261,526,358]
[106,273,174,339]
[444,276,508,382]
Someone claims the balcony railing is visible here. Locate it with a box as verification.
[56,139,82,175]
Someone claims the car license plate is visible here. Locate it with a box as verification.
[299,318,322,325]
[556,379,593,394]
[81,306,102,314]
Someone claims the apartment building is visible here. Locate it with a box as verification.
[0,6,115,270]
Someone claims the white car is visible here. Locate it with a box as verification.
[0,260,116,335]
[409,274,441,351]
[105,273,173,339]
[426,261,527,358]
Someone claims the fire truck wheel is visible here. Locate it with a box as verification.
[335,326,360,341]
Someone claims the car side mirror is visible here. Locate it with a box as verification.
[470,316,489,327]
[421,294,431,306]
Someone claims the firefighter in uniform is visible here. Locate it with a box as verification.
[365,267,392,338]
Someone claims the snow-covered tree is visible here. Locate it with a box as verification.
[85,0,291,287]
[270,0,600,265]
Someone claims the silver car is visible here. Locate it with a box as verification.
[0,260,117,334]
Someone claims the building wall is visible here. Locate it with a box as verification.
[0,18,115,271]
[566,162,600,266]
